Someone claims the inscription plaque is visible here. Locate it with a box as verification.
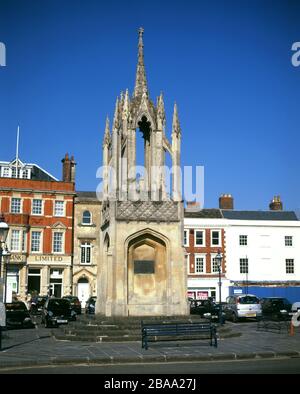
[134,260,155,274]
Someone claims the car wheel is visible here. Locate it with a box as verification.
[232,313,238,323]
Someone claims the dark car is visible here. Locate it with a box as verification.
[85,296,96,314]
[30,295,48,315]
[41,298,76,327]
[5,302,35,329]
[190,299,225,322]
[62,296,82,315]
[260,297,292,320]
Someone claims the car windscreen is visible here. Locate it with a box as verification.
[48,299,70,309]
[270,298,289,306]
[239,296,259,304]
[6,303,27,311]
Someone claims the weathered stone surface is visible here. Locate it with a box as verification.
[116,201,179,222]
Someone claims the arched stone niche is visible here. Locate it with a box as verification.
[127,232,167,307]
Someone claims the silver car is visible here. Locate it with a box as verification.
[224,294,262,322]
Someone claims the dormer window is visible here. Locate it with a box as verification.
[82,210,92,225]
[1,167,10,177]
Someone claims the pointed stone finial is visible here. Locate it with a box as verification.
[119,91,124,108]
[103,116,111,146]
[122,89,130,120]
[157,92,165,129]
[133,27,148,98]
[113,97,120,130]
[172,102,181,135]
[158,92,165,111]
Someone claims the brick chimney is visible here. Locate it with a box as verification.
[219,194,234,210]
[269,195,283,211]
[186,201,201,212]
[70,155,76,183]
[62,153,76,183]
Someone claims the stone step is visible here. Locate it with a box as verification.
[74,315,205,329]
[54,333,214,343]
[53,326,236,342]
[51,315,236,342]
[54,334,139,342]
[62,328,140,336]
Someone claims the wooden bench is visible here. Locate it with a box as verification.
[141,321,217,350]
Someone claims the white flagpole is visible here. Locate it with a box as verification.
[15,125,20,177]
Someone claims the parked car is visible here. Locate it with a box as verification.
[260,297,292,320]
[190,299,225,322]
[30,295,48,315]
[41,298,76,328]
[292,302,300,313]
[85,296,96,314]
[62,296,82,315]
[224,294,262,322]
[5,302,35,329]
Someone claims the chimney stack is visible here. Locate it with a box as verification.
[219,194,234,210]
[269,195,283,211]
[62,153,76,183]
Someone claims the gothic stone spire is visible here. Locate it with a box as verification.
[172,102,181,136]
[133,27,148,98]
[103,115,111,146]
[113,97,120,130]
[157,92,166,130]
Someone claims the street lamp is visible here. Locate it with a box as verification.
[0,214,9,282]
[3,247,11,304]
[215,250,223,325]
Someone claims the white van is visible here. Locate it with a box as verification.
[224,294,262,322]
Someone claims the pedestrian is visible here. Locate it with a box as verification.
[26,293,32,310]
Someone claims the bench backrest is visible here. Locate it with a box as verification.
[142,322,213,335]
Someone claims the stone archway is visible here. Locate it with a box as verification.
[127,231,167,315]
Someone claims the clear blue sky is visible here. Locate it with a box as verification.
[0,0,299,211]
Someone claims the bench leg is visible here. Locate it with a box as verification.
[212,327,218,348]
[214,334,218,348]
[142,335,148,350]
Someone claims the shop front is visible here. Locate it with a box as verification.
[26,255,72,297]
[188,278,230,302]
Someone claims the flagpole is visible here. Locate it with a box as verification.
[15,125,20,177]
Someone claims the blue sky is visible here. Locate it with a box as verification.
[0,0,299,211]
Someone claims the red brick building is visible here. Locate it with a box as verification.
[184,201,229,302]
[0,154,76,301]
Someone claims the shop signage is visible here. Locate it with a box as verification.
[10,254,27,263]
[234,289,243,294]
[34,256,63,262]
[197,291,209,300]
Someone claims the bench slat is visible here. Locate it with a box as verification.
[141,321,217,350]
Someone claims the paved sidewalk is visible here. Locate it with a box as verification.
[0,322,299,368]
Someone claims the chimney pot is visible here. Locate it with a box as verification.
[219,194,234,210]
[269,196,283,211]
[62,153,76,183]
